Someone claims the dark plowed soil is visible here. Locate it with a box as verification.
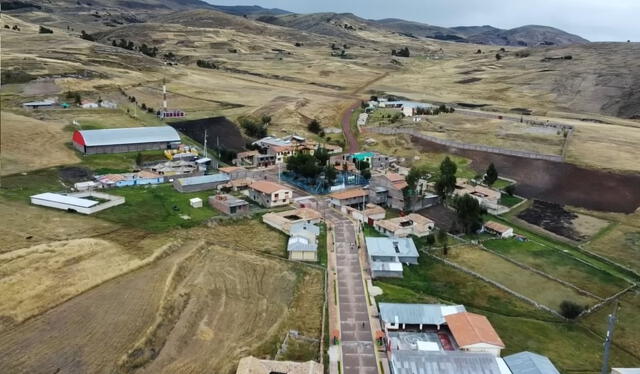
[517,200,584,241]
[417,204,460,233]
[412,137,640,213]
[170,117,245,152]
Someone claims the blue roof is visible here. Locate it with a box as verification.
[365,237,418,258]
[504,351,560,374]
[352,152,375,160]
[177,173,229,186]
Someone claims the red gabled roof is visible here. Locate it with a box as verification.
[445,312,505,348]
[72,130,85,146]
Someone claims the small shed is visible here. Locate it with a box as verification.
[189,197,203,208]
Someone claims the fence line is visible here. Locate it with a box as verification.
[364,127,564,162]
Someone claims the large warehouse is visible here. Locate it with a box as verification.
[72,126,181,154]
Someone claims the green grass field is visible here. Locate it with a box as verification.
[499,194,523,208]
[79,150,167,174]
[444,244,598,311]
[318,223,328,267]
[491,178,513,189]
[96,184,219,232]
[483,238,630,298]
[585,223,640,273]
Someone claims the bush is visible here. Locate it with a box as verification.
[1,70,35,84]
[504,184,516,196]
[196,60,217,69]
[39,25,53,34]
[239,118,267,138]
[80,30,95,41]
[307,119,322,134]
[515,50,530,58]
[559,300,584,319]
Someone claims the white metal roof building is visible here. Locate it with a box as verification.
[504,352,560,374]
[173,173,230,193]
[366,237,419,279]
[379,303,466,329]
[72,126,181,154]
[30,192,125,214]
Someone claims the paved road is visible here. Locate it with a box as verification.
[323,207,377,374]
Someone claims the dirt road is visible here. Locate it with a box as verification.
[341,101,362,154]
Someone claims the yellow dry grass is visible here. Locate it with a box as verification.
[0,111,79,175]
[585,224,640,273]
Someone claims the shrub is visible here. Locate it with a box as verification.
[80,30,95,41]
[39,25,53,34]
[504,184,516,196]
[308,119,322,134]
[559,300,584,319]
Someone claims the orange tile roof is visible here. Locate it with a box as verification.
[386,173,405,182]
[484,221,512,234]
[250,180,290,194]
[137,170,161,179]
[445,312,504,348]
[330,188,368,200]
[218,166,243,173]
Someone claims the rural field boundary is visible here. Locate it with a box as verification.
[577,285,637,320]
[424,251,566,319]
[364,127,564,162]
[478,243,603,300]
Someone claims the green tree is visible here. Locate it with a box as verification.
[504,184,516,196]
[324,165,337,186]
[439,156,457,176]
[361,169,371,180]
[484,162,498,186]
[559,300,585,319]
[135,152,143,166]
[425,234,435,249]
[406,166,427,191]
[452,194,484,234]
[437,229,449,256]
[260,115,271,125]
[308,119,322,134]
[314,147,330,166]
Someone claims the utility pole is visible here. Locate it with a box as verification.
[600,302,619,374]
[203,129,208,159]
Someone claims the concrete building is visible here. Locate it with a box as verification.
[454,179,501,210]
[504,351,560,374]
[96,171,164,188]
[72,126,181,154]
[248,180,292,207]
[329,188,368,208]
[341,203,386,224]
[365,237,418,278]
[379,303,466,331]
[374,214,435,238]
[74,181,100,191]
[218,166,249,180]
[369,173,407,210]
[262,208,322,234]
[173,173,230,193]
[30,191,124,214]
[209,194,250,216]
[445,312,505,357]
[287,225,319,262]
[235,356,323,374]
[150,160,200,178]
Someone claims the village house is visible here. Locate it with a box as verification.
[233,150,277,168]
[454,178,501,210]
[262,208,322,234]
[287,223,320,261]
[248,180,292,207]
[379,303,466,331]
[445,312,505,357]
[504,351,560,374]
[340,203,386,224]
[218,166,249,180]
[341,151,396,170]
[30,191,125,215]
[374,214,435,238]
[235,356,323,374]
[329,188,368,209]
[365,236,419,278]
[209,194,250,216]
[96,171,164,188]
[369,172,408,210]
[484,221,514,238]
[173,173,230,193]
[150,160,201,178]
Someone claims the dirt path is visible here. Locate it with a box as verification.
[341,73,390,154]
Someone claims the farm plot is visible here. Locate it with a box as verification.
[586,224,640,273]
[483,238,630,298]
[443,245,598,311]
[582,291,640,359]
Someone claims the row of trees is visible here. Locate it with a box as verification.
[110,38,158,57]
[239,117,268,139]
[286,148,336,188]
[415,104,455,115]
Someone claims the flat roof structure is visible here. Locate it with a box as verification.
[72,126,180,147]
[287,235,318,252]
[365,237,418,258]
[330,188,368,200]
[379,303,466,326]
[504,351,560,374]
[250,180,291,194]
[31,192,98,208]
[176,173,229,186]
[484,221,512,234]
[391,350,504,374]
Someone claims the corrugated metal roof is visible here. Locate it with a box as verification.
[177,173,229,186]
[365,237,418,258]
[290,222,320,236]
[77,126,180,146]
[379,303,466,326]
[287,235,317,252]
[391,351,502,374]
[31,193,98,208]
[504,352,559,374]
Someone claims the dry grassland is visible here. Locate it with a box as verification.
[0,111,79,175]
[444,245,597,310]
[586,224,640,273]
